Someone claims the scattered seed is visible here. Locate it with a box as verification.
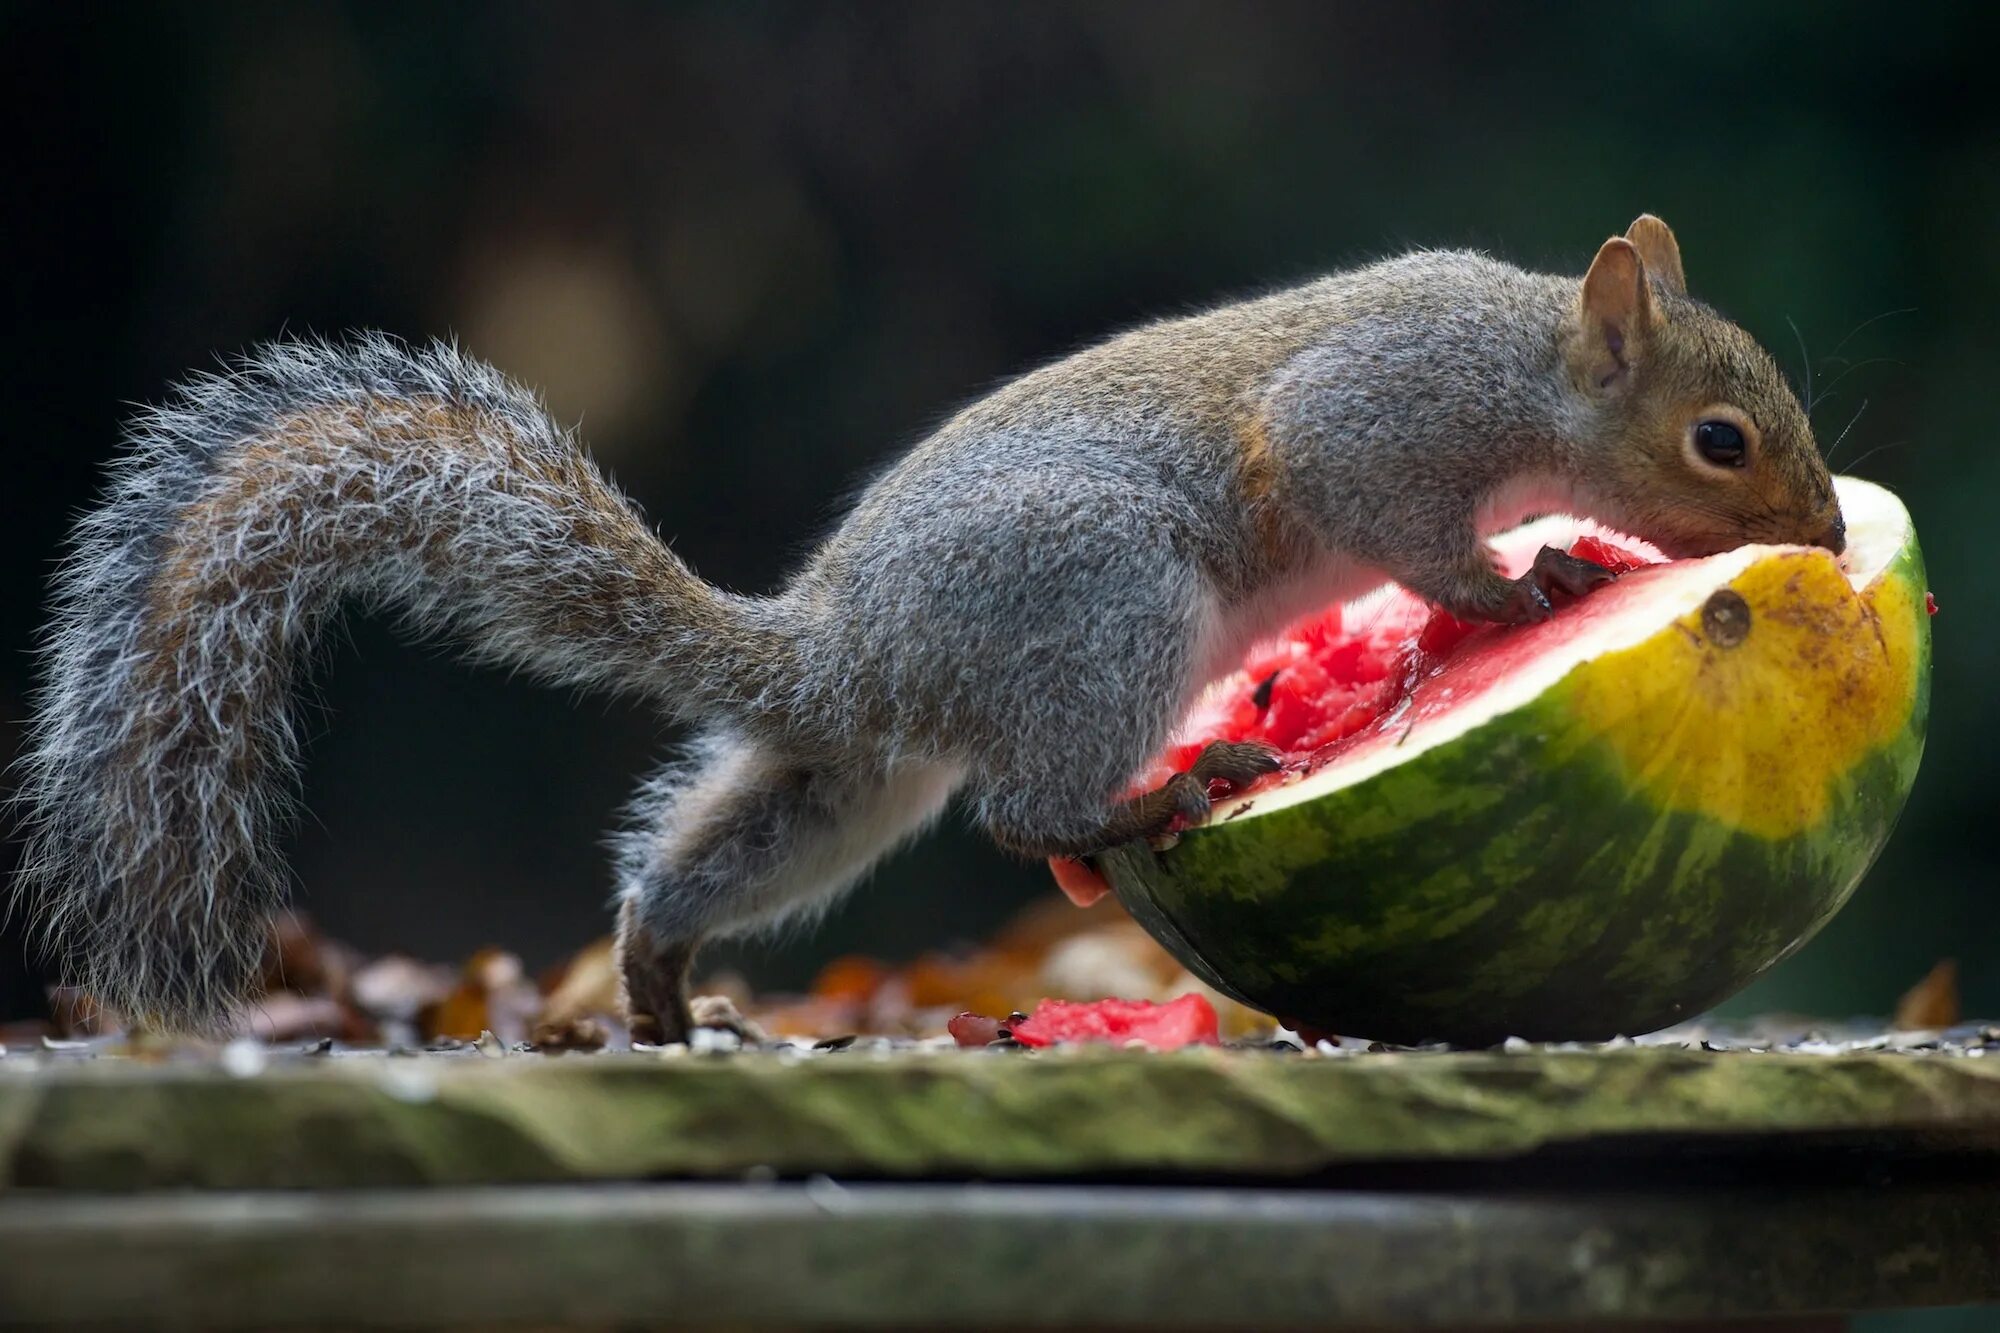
[1251,670,1280,712]
[220,1039,267,1078]
[689,1026,742,1055]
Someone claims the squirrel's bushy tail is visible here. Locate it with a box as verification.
[14,335,784,1030]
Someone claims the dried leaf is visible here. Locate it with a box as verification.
[256,911,355,998]
[238,992,375,1043]
[528,1016,607,1052]
[348,956,454,1024]
[46,987,116,1039]
[422,982,493,1043]
[809,956,889,1004]
[422,949,540,1044]
[1892,959,1960,1031]
[748,996,871,1039]
[462,947,525,994]
[1038,921,1182,1001]
[535,936,621,1032]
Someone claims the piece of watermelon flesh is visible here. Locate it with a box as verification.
[1048,533,1660,907]
[1008,994,1221,1049]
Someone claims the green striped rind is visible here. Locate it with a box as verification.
[1101,540,1931,1046]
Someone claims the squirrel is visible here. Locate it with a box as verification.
[14,214,1843,1041]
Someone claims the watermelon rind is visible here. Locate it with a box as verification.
[1099,477,1930,1045]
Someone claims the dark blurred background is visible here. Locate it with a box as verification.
[3,3,1993,1019]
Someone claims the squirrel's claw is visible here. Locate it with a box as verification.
[1486,546,1617,625]
[1096,740,1280,850]
[1187,738,1283,787]
[1529,544,1618,599]
[1498,578,1556,624]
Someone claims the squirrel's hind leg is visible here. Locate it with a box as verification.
[613,731,960,1043]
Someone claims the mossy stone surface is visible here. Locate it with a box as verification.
[3,1043,1997,1191]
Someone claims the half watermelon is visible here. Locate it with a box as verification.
[1091,475,1931,1045]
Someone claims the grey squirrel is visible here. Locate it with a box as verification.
[15,214,1842,1040]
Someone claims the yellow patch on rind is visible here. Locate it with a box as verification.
[1562,551,1920,840]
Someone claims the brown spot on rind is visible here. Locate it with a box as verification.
[1701,589,1751,648]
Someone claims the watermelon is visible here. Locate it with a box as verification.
[1012,995,1221,1049]
[1090,476,1930,1045]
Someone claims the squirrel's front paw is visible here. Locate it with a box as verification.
[1441,546,1618,625]
[1099,770,1213,848]
[1091,742,1282,852]
[1527,544,1617,600]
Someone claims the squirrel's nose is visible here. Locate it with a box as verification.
[1814,514,1846,556]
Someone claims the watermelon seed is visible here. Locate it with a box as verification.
[1251,670,1280,711]
[1701,589,1752,647]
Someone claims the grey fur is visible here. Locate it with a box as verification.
[13,335,782,1026]
[16,231,1836,1033]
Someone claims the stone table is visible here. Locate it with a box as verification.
[0,1025,1996,1329]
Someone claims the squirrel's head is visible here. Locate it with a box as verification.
[1561,215,1842,560]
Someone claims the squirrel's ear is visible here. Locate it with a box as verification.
[1625,215,1687,295]
[1571,237,1656,392]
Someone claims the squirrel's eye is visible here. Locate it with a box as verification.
[1694,420,1747,467]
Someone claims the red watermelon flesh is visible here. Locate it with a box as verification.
[1049,531,1660,908]
[1138,532,1660,797]
[1008,994,1220,1049]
